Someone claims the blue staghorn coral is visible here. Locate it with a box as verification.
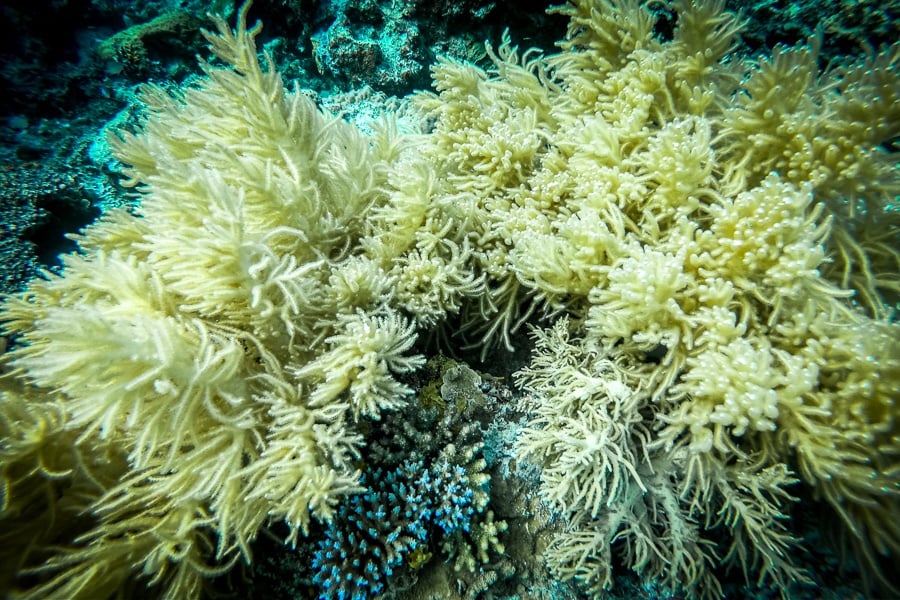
[312,460,477,599]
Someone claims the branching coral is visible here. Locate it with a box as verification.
[311,460,479,600]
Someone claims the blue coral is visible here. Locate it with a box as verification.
[418,462,475,535]
[312,460,476,599]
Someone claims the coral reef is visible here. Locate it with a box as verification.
[1,0,898,599]
[310,0,424,93]
[246,355,528,600]
[0,149,101,295]
[736,0,900,61]
[96,11,203,75]
[303,0,561,95]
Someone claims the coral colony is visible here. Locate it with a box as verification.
[312,461,478,599]
[1,1,898,599]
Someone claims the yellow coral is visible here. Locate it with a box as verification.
[407,0,900,596]
[0,3,467,596]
